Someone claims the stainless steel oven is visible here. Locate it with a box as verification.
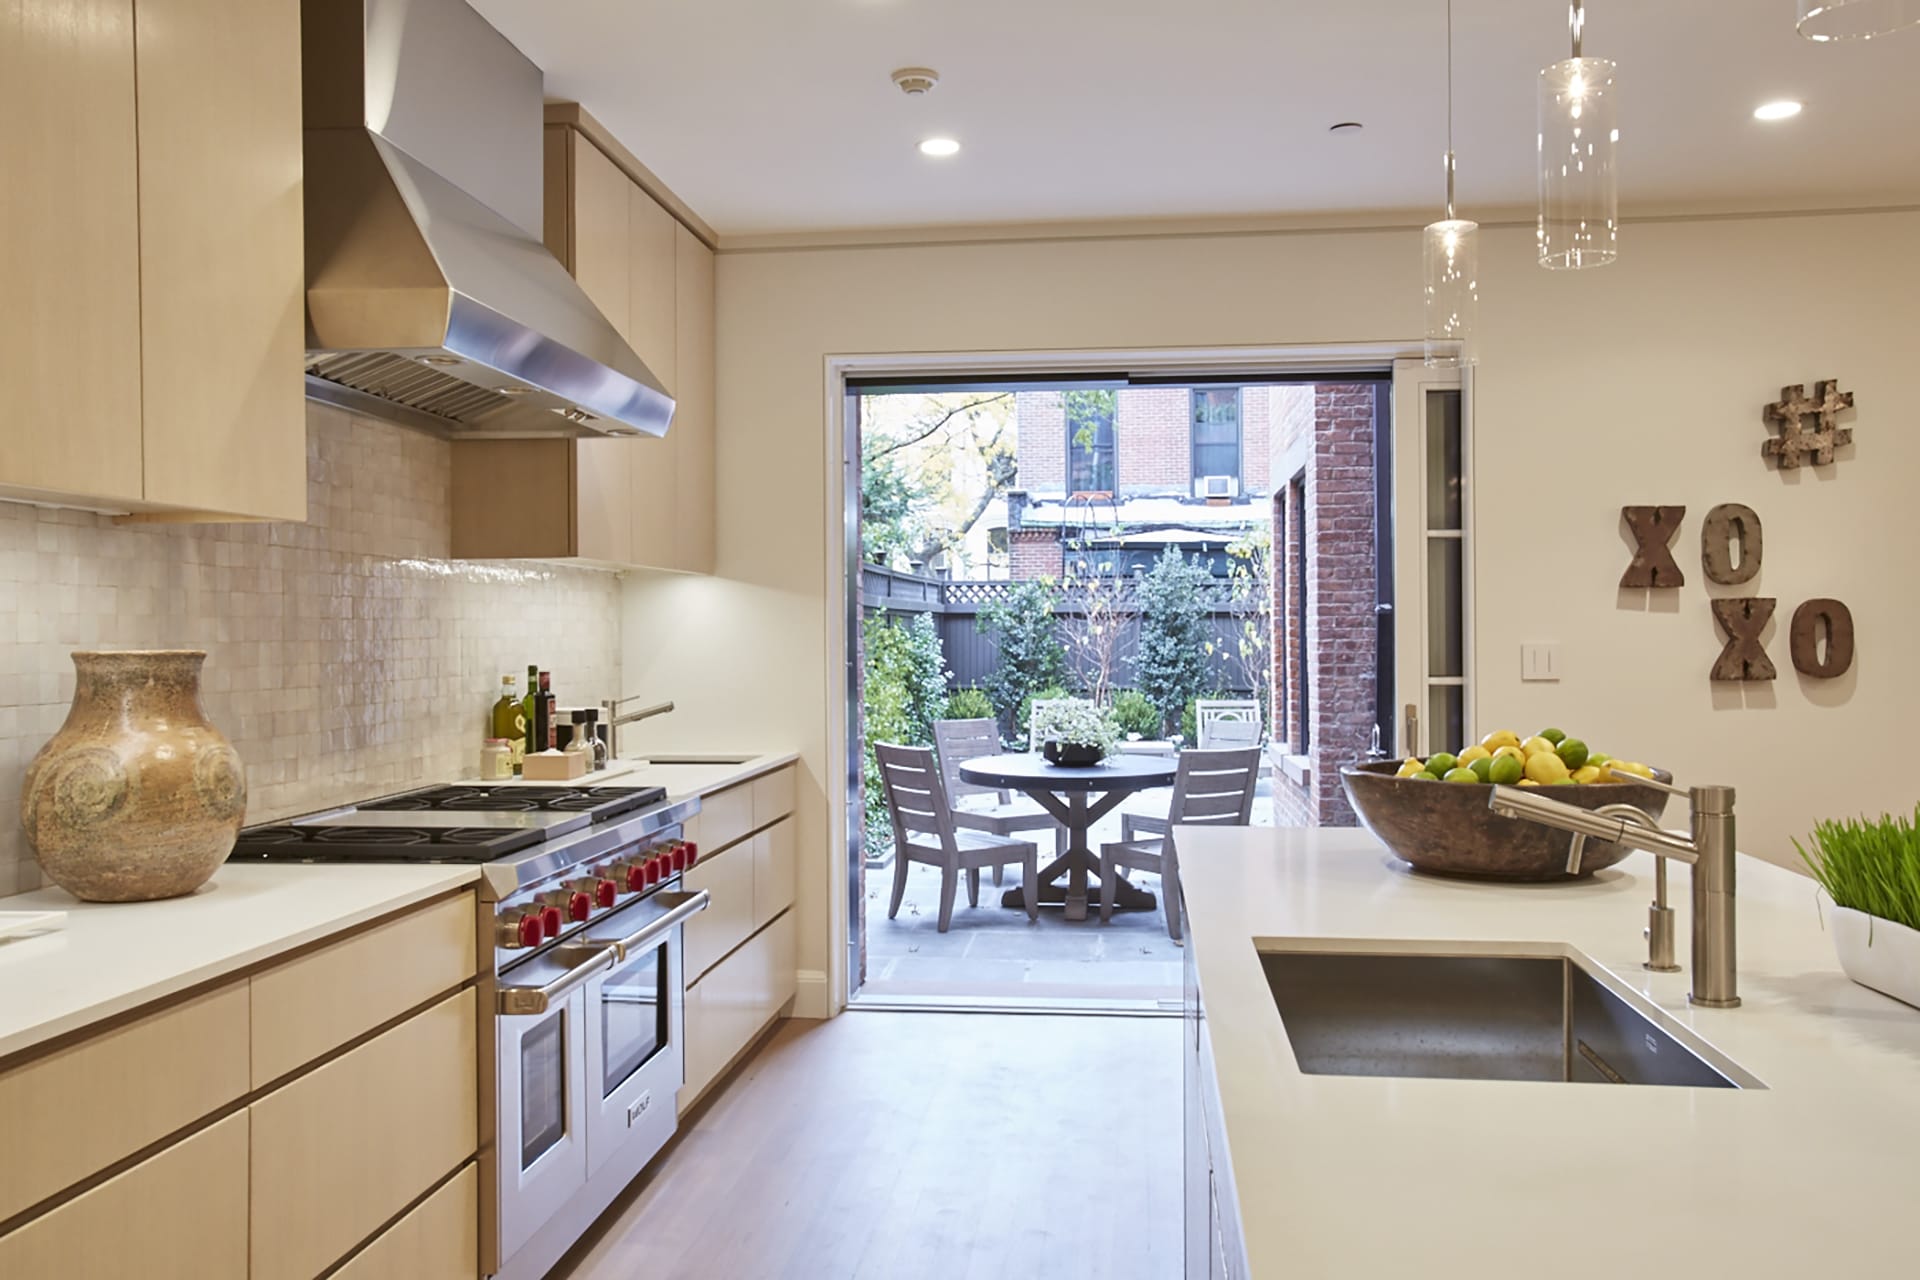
[493,857,708,1280]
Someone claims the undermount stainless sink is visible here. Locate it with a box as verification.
[1260,951,1761,1089]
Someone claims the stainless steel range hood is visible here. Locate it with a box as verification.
[302,0,673,439]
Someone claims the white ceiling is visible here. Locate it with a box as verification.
[469,0,1920,237]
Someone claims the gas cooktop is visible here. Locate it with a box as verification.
[229,783,669,864]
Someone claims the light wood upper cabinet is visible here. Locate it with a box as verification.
[135,0,305,521]
[0,0,305,521]
[451,112,715,572]
[0,0,144,507]
[672,224,717,574]
[627,183,678,397]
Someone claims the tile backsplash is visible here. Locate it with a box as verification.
[0,403,622,896]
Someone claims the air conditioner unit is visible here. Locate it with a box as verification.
[1195,475,1239,499]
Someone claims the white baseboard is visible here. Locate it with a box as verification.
[792,968,834,1019]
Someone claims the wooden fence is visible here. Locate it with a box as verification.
[860,565,1266,698]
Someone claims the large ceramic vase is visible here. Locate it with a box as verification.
[21,650,245,902]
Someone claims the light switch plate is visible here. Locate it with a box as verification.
[1521,643,1561,682]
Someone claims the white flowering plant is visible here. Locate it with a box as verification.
[1029,699,1120,757]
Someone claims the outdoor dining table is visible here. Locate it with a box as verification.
[956,752,1178,922]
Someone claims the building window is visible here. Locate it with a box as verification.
[1192,389,1242,486]
[1064,390,1117,495]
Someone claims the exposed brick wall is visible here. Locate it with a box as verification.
[1014,391,1065,492]
[1116,388,1191,491]
[1305,384,1380,826]
[1009,529,1063,580]
[1266,384,1380,827]
[1242,386,1271,495]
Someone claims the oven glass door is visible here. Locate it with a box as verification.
[601,939,668,1095]
[497,986,589,1264]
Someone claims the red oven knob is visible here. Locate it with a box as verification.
[683,841,699,867]
[517,914,544,949]
[670,843,689,873]
[644,856,663,887]
[568,891,592,922]
[625,863,647,893]
[596,879,617,908]
[541,906,563,938]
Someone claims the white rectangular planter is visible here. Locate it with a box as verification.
[1830,906,1920,1010]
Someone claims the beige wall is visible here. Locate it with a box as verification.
[621,209,1920,1010]
[0,404,622,895]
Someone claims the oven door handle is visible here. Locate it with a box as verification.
[603,889,709,962]
[497,945,616,1016]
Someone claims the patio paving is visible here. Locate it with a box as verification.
[856,780,1277,1008]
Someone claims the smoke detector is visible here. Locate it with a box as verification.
[891,67,940,95]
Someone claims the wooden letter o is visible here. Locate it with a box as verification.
[1701,503,1763,586]
[1790,599,1854,679]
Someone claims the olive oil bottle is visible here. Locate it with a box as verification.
[492,675,526,773]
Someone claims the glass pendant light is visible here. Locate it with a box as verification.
[1799,1,1920,40]
[1424,0,1478,367]
[1538,2,1618,270]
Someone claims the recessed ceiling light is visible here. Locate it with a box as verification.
[1754,100,1803,121]
[1328,121,1364,133]
[919,137,960,157]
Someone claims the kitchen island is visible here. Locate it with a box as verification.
[1178,825,1920,1279]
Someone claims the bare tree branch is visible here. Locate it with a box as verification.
[865,394,1014,460]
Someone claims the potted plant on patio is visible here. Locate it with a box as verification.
[1797,807,1920,1010]
[1030,700,1119,768]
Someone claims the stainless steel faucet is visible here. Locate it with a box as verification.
[1570,804,1682,973]
[1488,772,1741,1008]
[600,696,674,759]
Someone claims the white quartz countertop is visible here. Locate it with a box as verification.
[1179,825,1920,1278]
[0,862,479,1061]
[613,752,799,802]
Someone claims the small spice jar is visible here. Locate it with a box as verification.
[481,738,514,780]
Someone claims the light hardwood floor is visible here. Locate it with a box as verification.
[553,1011,1183,1280]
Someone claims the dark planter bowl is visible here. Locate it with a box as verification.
[1339,761,1674,881]
[1042,741,1105,767]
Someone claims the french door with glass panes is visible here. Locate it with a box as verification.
[1390,359,1471,758]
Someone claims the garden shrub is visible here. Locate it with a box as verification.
[944,686,993,722]
[862,612,951,854]
[978,579,1066,736]
[1136,548,1215,735]
[1109,688,1161,738]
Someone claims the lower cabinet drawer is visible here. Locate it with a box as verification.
[682,839,754,980]
[752,816,796,929]
[0,1110,248,1280]
[680,910,797,1107]
[332,1163,478,1280]
[248,989,478,1280]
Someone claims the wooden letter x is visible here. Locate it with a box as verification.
[1621,506,1687,589]
[1711,598,1777,682]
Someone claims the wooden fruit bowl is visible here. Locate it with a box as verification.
[1339,761,1674,881]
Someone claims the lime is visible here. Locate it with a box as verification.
[1587,752,1612,769]
[1556,738,1589,770]
[1488,754,1524,786]
[1540,727,1567,746]
[1443,767,1481,784]
[1469,756,1493,782]
[1417,770,1443,782]
[1426,752,1458,776]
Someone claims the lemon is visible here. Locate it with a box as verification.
[1481,729,1521,751]
[1425,752,1458,776]
[1540,728,1567,746]
[1525,750,1571,784]
[1521,736,1556,759]
[1492,744,1526,764]
[1556,738,1590,770]
[1488,754,1524,786]
[1396,758,1426,779]
[1549,778,1576,785]
[1456,745,1492,766]
[1517,778,1541,787]
[1443,767,1481,784]
[1616,761,1655,780]
[1468,756,1494,782]
[1571,765,1603,784]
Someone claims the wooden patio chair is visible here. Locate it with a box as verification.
[1196,698,1264,749]
[933,718,1067,887]
[1099,747,1262,941]
[876,742,1039,933]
